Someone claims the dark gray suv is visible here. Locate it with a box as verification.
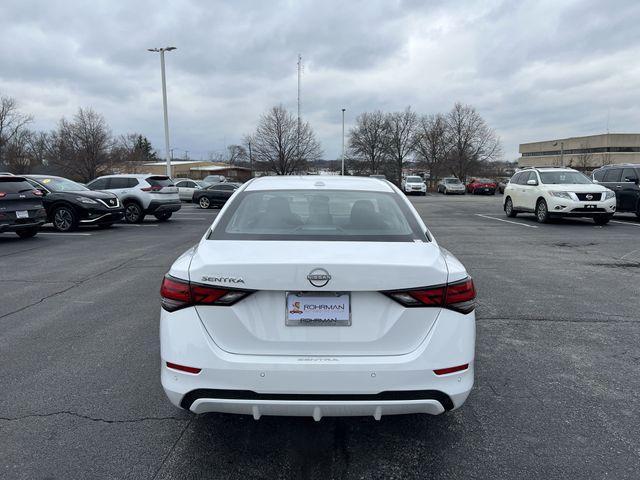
[592,164,640,217]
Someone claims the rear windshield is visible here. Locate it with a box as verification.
[146,176,174,187]
[539,172,592,184]
[209,189,427,242]
[0,178,35,193]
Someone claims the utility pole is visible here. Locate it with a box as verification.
[341,108,346,175]
[297,54,302,166]
[247,140,253,177]
[147,46,176,177]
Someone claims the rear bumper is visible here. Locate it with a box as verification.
[146,200,182,214]
[0,211,47,232]
[0,219,46,232]
[160,307,475,419]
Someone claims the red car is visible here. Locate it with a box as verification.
[466,178,497,195]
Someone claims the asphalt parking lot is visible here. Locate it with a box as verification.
[1,194,639,479]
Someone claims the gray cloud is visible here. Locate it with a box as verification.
[1,0,639,161]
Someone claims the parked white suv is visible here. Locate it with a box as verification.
[503,167,616,224]
[87,174,181,223]
[402,175,427,195]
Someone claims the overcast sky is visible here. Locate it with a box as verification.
[1,0,639,161]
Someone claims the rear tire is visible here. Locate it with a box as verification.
[52,205,78,232]
[505,197,517,217]
[124,202,144,224]
[16,227,38,238]
[198,196,211,209]
[593,214,612,225]
[154,212,172,221]
[536,199,549,223]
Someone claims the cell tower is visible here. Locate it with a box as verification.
[297,54,302,162]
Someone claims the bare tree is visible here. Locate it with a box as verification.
[570,142,593,171]
[0,95,33,167]
[348,110,388,175]
[249,105,322,175]
[384,107,418,185]
[414,113,450,184]
[48,108,113,182]
[445,102,501,182]
[226,144,248,165]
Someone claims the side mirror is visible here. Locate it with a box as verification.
[527,179,538,186]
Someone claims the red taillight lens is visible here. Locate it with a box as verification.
[434,364,469,375]
[0,192,6,198]
[160,275,253,312]
[166,362,201,374]
[141,185,163,192]
[383,277,476,313]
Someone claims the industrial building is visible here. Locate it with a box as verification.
[143,160,252,182]
[518,133,640,170]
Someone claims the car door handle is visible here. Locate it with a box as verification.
[615,185,622,188]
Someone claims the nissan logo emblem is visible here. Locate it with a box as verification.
[307,268,331,288]
[585,194,593,200]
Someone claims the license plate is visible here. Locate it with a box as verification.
[16,210,29,219]
[286,292,351,326]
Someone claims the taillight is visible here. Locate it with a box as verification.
[383,277,476,314]
[160,275,253,312]
[141,185,163,192]
[0,192,5,198]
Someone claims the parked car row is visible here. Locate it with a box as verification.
[0,172,246,239]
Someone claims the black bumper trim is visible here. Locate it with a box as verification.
[180,388,454,412]
[146,201,182,214]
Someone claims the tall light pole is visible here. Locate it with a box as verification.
[148,47,176,177]
[341,108,346,175]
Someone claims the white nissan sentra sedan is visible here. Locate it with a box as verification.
[160,175,476,420]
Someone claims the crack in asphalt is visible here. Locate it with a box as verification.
[152,417,193,480]
[0,253,148,320]
[0,410,187,424]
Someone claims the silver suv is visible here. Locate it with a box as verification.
[86,174,181,223]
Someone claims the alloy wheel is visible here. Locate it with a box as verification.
[199,197,210,209]
[54,208,73,231]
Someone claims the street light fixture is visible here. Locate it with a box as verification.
[341,108,346,176]
[147,47,177,177]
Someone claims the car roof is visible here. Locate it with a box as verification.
[594,163,640,169]
[27,174,66,180]
[96,174,166,179]
[244,175,395,192]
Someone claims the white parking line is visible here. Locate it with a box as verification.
[115,224,159,227]
[39,232,92,236]
[611,220,640,228]
[475,214,538,228]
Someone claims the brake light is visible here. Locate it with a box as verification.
[160,275,253,312]
[141,185,163,192]
[383,277,476,313]
[0,192,5,198]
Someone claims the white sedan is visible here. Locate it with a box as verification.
[160,175,476,420]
